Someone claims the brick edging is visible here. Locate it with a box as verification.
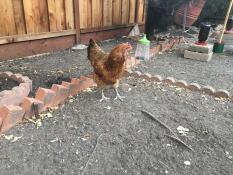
[0,75,97,133]
[124,70,232,100]
[0,71,32,108]
[150,36,184,58]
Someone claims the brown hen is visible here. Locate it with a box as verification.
[87,39,132,102]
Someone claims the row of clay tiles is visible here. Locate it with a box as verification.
[0,36,186,134]
[125,70,232,100]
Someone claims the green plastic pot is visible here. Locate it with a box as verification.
[213,42,224,53]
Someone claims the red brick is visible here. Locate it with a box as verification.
[51,84,69,106]
[62,81,78,96]
[35,88,56,108]
[150,45,161,58]
[20,76,32,90]
[0,105,25,133]
[19,83,31,96]
[187,83,201,91]
[0,90,18,107]
[214,89,230,98]
[162,77,176,85]
[201,86,215,95]
[21,97,44,117]
[151,75,163,82]
[0,71,13,78]
[10,73,23,82]
[76,78,96,92]
[71,78,81,84]
[12,86,27,105]
[79,76,87,81]
[0,117,3,129]
[86,73,94,79]
[160,43,167,52]
[174,80,188,88]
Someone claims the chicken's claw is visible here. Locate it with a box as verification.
[100,96,110,102]
[114,94,125,101]
[100,89,110,102]
[114,88,125,101]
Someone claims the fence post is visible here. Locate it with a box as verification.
[135,0,139,24]
[73,0,81,44]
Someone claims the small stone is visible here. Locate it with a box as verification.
[162,77,176,85]
[174,80,188,88]
[184,161,191,166]
[201,86,215,96]
[214,89,230,98]
[151,75,163,82]
[187,83,201,91]
[72,44,88,50]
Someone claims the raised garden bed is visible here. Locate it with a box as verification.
[0,77,19,91]
[0,72,32,107]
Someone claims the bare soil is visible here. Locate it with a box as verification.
[0,38,232,175]
[0,77,19,91]
[0,77,232,175]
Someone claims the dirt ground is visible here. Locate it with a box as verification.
[0,38,233,175]
[0,77,232,175]
[0,77,19,91]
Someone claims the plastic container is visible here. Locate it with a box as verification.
[213,42,224,53]
[198,22,211,43]
[135,35,150,61]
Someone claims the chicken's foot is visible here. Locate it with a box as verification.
[114,88,125,101]
[100,89,110,102]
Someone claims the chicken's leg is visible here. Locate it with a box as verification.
[100,88,110,102]
[114,88,125,101]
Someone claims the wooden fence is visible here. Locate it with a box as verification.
[0,0,147,60]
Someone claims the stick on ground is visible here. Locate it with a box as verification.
[81,133,104,175]
[141,110,194,152]
[141,110,176,136]
[165,134,193,152]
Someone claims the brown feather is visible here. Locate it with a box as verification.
[87,39,132,88]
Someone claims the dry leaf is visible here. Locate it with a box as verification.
[11,136,22,142]
[83,88,92,92]
[35,119,42,129]
[46,113,53,118]
[50,137,59,143]
[215,97,225,102]
[104,106,111,110]
[175,87,182,92]
[3,134,14,140]
[69,99,74,103]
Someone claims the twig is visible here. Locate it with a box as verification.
[141,110,176,136]
[165,134,193,152]
[158,160,170,170]
[81,133,104,175]
[141,110,194,152]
